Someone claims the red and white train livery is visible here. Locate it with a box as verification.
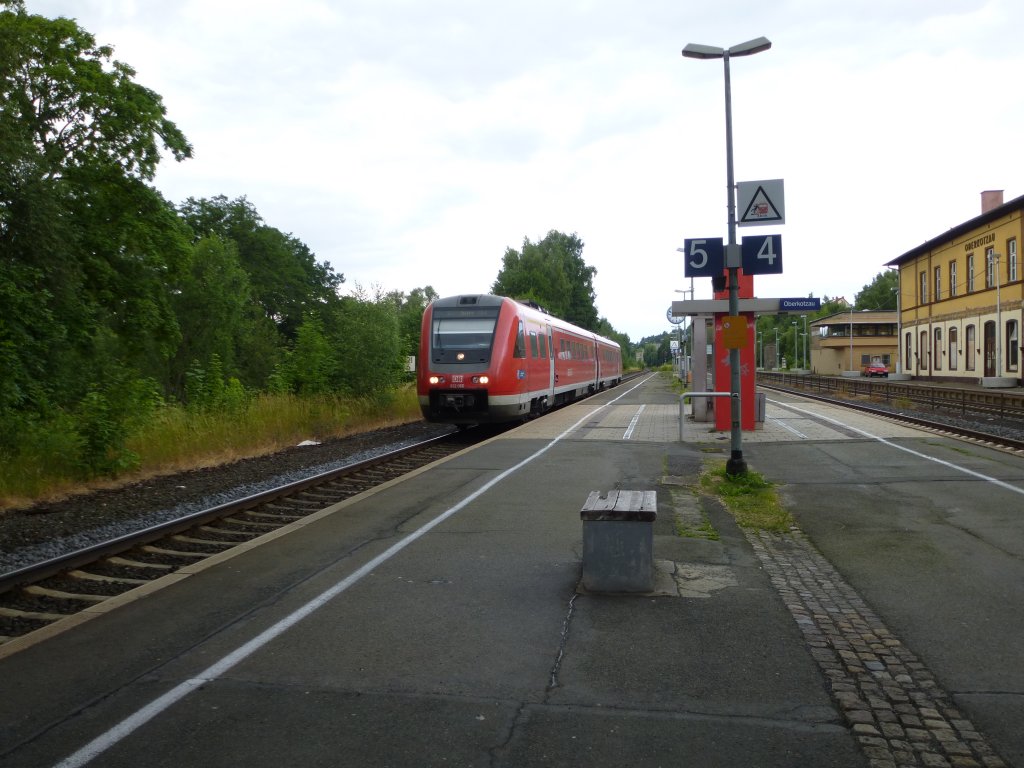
[417,294,622,425]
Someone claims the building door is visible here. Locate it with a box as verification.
[984,321,996,377]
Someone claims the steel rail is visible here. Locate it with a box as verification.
[0,433,458,596]
[758,381,1024,453]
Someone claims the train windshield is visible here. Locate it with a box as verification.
[431,306,500,359]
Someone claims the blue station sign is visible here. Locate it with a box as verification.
[740,234,782,275]
[779,297,821,311]
[682,237,725,278]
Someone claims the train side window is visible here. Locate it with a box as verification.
[539,333,547,359]
[514,321,526,359]
[529,331,538,358]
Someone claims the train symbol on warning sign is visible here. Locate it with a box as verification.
[737,179,784,227]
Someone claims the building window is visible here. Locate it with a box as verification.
[949,261,958,297]
[934,266,941,301]
[933,327,942,371]
[1009,238,1018,283]
[919,271,928,304]
[966,324,976,370]
[1008,320,1019,372]
[986,247,996,288]
[967,254,975,292]
[949,327,958,371]
[904,331,912,372]
[919,330,929,371]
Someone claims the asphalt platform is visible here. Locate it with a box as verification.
[1,373,1020,767]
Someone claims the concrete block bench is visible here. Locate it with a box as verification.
[580,490,657,593]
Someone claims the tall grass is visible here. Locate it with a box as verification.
[0,387,422,510]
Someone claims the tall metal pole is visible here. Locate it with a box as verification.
[994,251,1002,376]
[721,50,746,475]
[684,36,769,475]
[802,314,808,370]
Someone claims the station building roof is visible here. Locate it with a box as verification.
[885,191,1024,267]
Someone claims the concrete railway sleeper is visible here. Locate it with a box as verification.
[0,433,475,648]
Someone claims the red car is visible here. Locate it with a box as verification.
[863,362,889,377]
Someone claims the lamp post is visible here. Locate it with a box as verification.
[849,309,854,373]
[801,314,808,371]
[792,320,798,369]
[674,287,694,381]
[757,331,763,369]
[774,327,779,369]
[990,251,1003,376]
[683,35,771,477]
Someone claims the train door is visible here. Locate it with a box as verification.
[546,325,555,396]
[984,321,996,377]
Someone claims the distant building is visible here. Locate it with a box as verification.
[886,191,1022,385]
[810,310,898,375]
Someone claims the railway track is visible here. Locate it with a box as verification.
[0,431,481,648]
[757,373,1024,453]
[0,373,648,650]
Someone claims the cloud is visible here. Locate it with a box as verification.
[23,0,1024,341]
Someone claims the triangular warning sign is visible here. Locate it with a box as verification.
[740,185,783,224]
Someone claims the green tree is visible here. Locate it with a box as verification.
[492,230,599,330]
[855,270,898,310]
[167,236,254,396]
[326,288,405,397]
[595,317,630,356]
[287,316,336,396]
[1,1,192,421]
[384,286,439,359]
[178,195,344,341]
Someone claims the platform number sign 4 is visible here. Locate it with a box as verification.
[683,237,724,277]
[740,234,783,275]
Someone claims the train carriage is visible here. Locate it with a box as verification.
[417,294,622,425]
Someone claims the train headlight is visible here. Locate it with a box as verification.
[456,352,465,361]
[429,375,444,385]
[473,375,489,385]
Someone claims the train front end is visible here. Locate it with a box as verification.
[417,294,524,425]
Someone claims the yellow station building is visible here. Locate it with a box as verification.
[886,191,1023,386]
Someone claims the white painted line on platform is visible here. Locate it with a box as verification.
[768,399,1024,497]
[54,374,658,768]
[622,404,646,440]
[768,416,807,439]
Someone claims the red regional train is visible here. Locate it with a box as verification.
[417,294,623,425]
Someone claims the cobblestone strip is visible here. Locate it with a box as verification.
[746,528,1008,768]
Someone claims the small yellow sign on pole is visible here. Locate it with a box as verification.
[720,315,748,349]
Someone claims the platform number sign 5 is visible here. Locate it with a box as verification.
[740,234,783,275]
[683,237,724,277]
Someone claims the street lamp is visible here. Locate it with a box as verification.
[682,36,771,477]
[673,287,694,381]
[849,308,855,373]
[757,331,763,369]
[990,251,1003,377]
[792,320,798,369]
[801,314,808,371]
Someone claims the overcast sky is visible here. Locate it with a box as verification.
[26,0,1024,341]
